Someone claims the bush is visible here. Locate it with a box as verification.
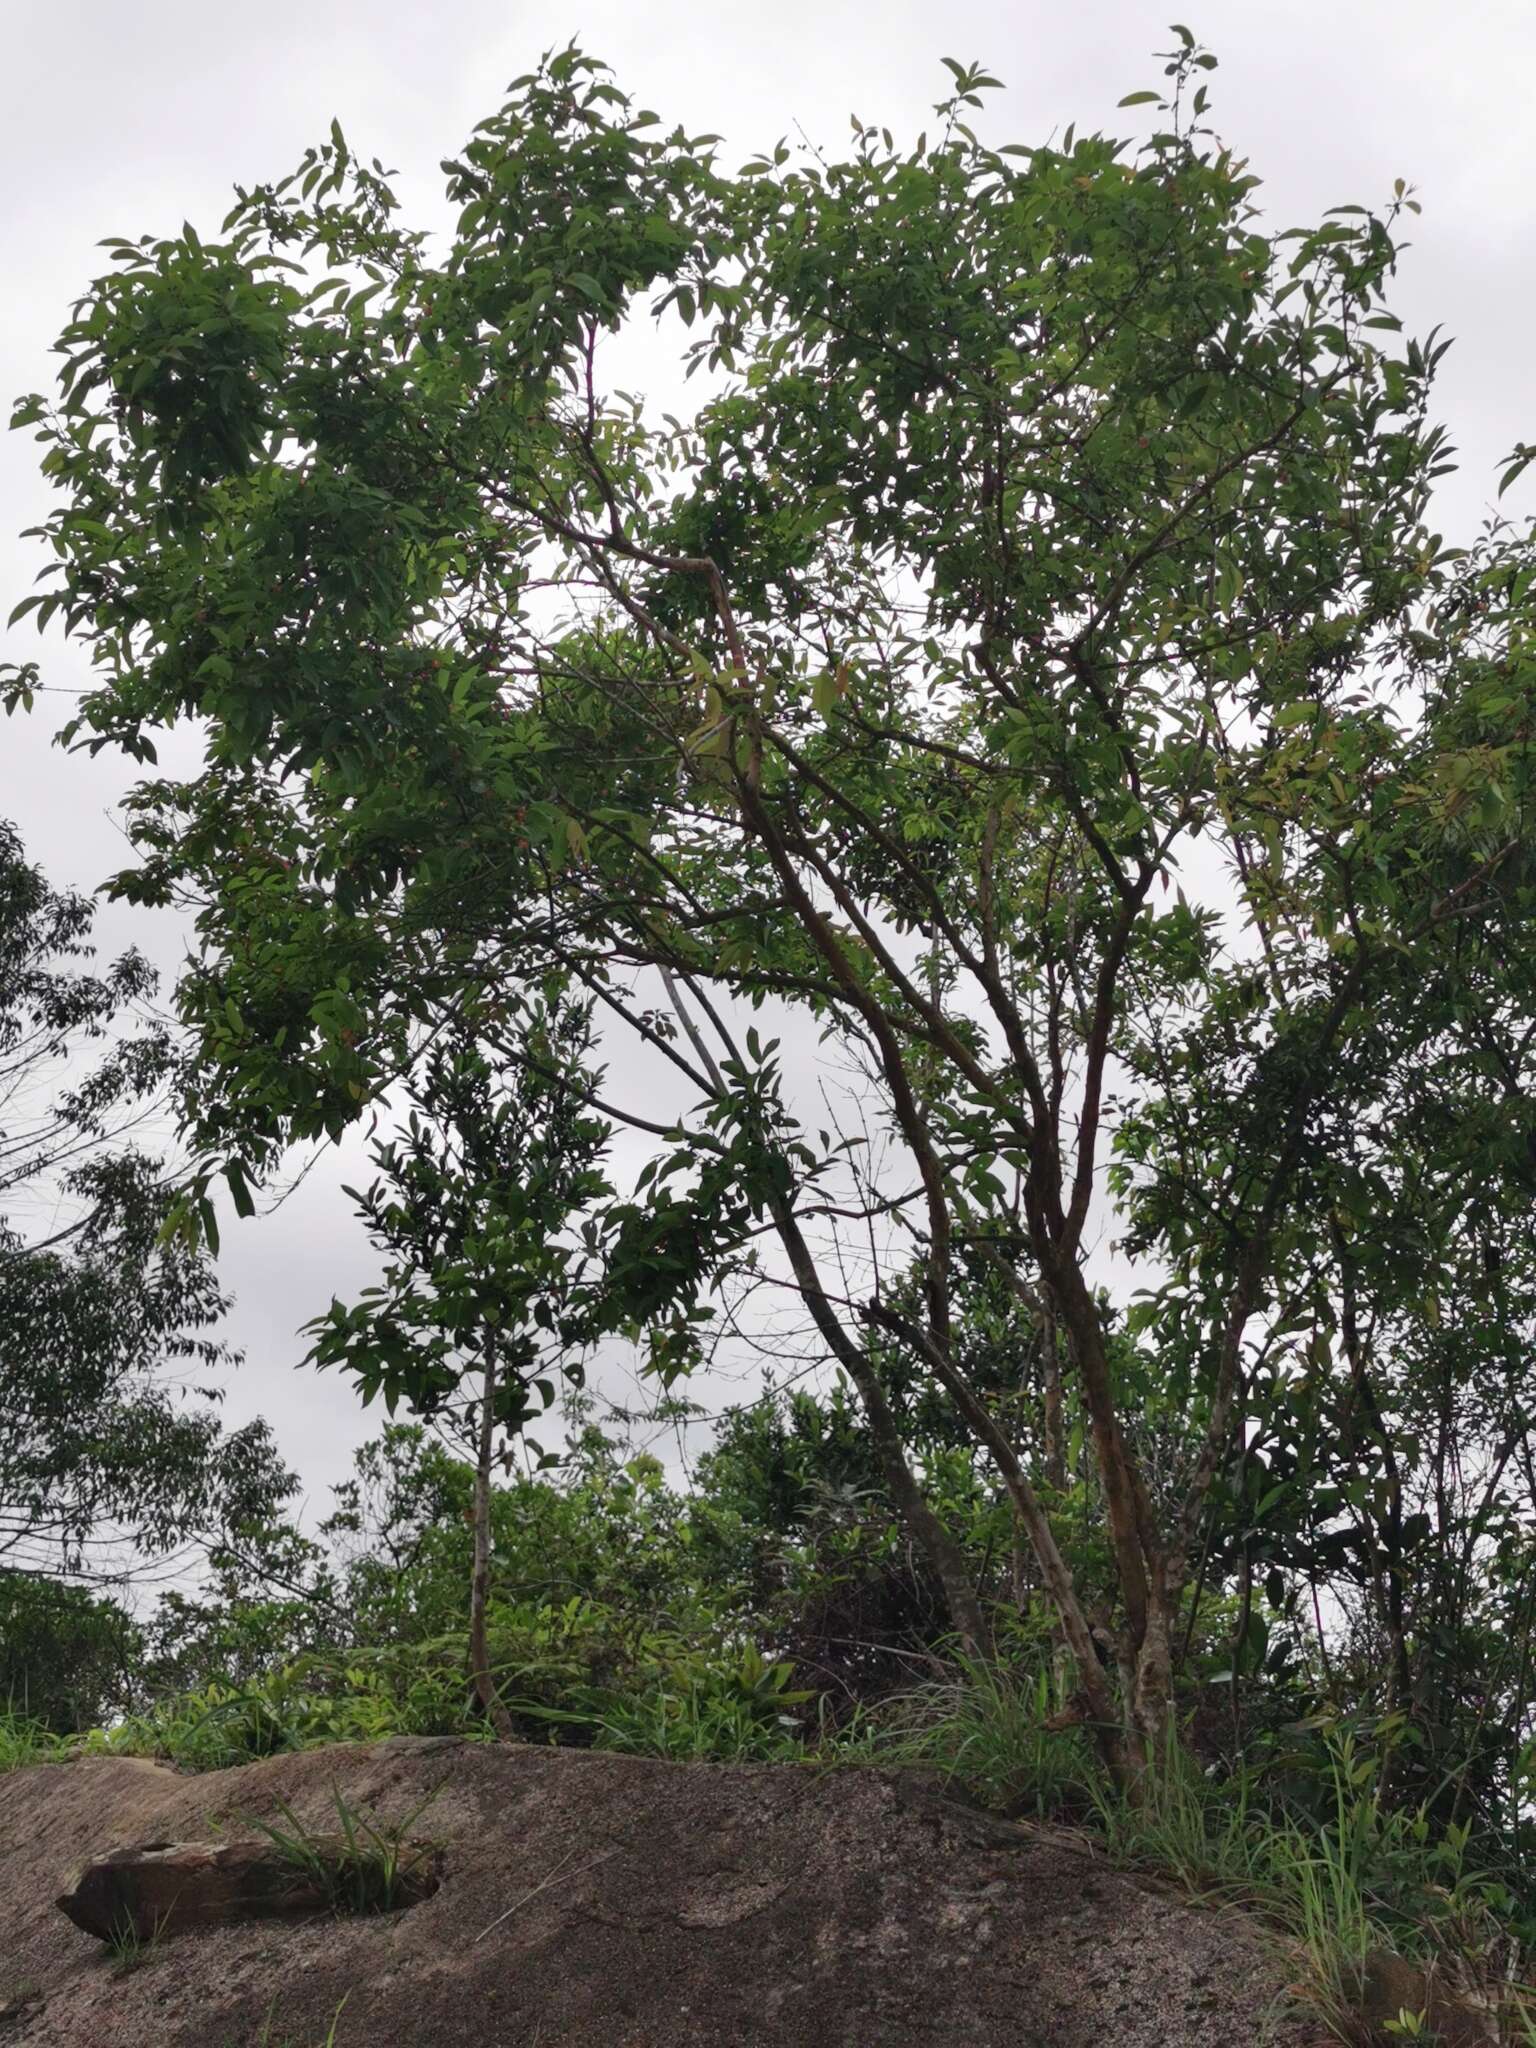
[0,1573,138,1732]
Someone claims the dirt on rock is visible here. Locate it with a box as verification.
[0,1738,1325,2046]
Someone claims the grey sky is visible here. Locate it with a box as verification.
[3,0,1532,1520]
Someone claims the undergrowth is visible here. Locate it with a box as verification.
[4,1632,823,1774]
[0,1712,67,1770]
[874,1661,1536,2043]
[865,1653,1092,1818]
[503,1641,817,1762]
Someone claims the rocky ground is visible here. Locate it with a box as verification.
[0,1738,1328,2046]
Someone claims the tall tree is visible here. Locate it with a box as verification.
[11,34,1535,1776]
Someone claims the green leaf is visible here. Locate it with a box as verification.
[1498,446,1535,499]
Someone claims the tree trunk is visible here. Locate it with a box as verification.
[842,1350,996,1665]
[1040,1251,1173,1763]
[470,1335,517,1742]
[864,1299,1138,1787]
[1040,1301,1066,1493]
[766,1193,993,1662]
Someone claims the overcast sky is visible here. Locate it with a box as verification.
[3,0,1533,1521]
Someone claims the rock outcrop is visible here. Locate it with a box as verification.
[0,1739,1327,2045]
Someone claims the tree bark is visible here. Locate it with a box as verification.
[470,1334,517,1742]
[1040,1301,1066,1494]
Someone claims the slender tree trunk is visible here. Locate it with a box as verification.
[766,1196,993,1661]
[1030,1303,1078,1713]
[1041,1253,1159,1651]
[865,1300,1138,1788]
[658,961,995,1669]
[842,1350,996,1666]
[470,1334,517,1742]
[1040,1301,1066,1493]
[1336,1234,1413,1714]
[1010,1519,1031,1611]
[1133,1596,1175,1761]
[1229,1539,1254,1749]
[1039,1250,1174,1762]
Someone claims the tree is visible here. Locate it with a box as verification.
[1,811,165,1250]
[0,819,292,1581]
[12,34,1536,1781]
[302,997,611,1734]
[0,1572,140,1731]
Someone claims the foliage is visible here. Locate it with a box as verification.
[0,813,165,1192]
[884,1663,1534,2040]
[301,1003,610,1434]
[140,1517,342,1703]
[0,1571,139,1731]
[6,1395,1534,2040]
[5,29,1536,2036]
[1,1155,292,1574]
[245,1788,441,1917]
[300,997,613,1734]
[871,1646,1090,1819]
[503,1638,815,1761]
[0,819,295,1583]
[69,1664,448,1774]
[0,1710,68,1770]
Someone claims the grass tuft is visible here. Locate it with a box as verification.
[247,1992,351,2047]
[860,1651,1089,1818]
[101,1907,168,1976]
[0,1712,68,1771]
[245,1787,442,1918]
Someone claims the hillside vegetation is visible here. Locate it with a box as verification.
[5,27,1536,2046]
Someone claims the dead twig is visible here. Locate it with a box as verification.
[473,1847,619,1945]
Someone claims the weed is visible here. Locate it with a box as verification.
[0,1711,68,1770]
[248,1991,350,2046]
[1081,1729,1534,2046]
[866,1651,1088,1819]
[245,1788,442,1917]
[504,1642,816,1763]
[1380,2009,1432,2040]
[102,1908,167,1976]
[865,1662,1536,2045]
